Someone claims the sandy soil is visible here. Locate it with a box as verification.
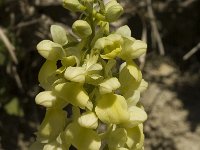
[142,61,200,150]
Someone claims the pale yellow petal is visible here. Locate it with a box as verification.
[95,93,129,124]
[78,112,98,129]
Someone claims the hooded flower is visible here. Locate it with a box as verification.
[94,34,123,59]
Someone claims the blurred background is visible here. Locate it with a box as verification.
[0,0,200,149]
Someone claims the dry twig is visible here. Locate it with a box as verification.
[183,42,200,60]
[147,0,165,55]
[179,0,197,7]
[139,15,147,69]
[0,27,18,64]
[14,19,41,29]
[0,27,23,91]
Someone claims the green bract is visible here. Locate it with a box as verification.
[33,0,148,149]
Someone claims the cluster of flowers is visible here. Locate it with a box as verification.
[30,0,148,150]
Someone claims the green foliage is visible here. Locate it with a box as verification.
[4,98,24,117]
[30,0,148,149]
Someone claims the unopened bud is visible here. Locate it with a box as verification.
[105,1,123,22]
[72,20,92,38]
[63,0,86,12]
[36,40,63,60]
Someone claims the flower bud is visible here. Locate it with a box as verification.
[50,25,68,46]
[35,91,57,108]
[78,112,98,129]
[105,1,123,22]
[63,0,86,12]
[36,40,63,61]
[99,77,121,94]
[72,20,92,38]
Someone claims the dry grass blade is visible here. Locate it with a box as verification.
[183,42,200,60]
[0,27,18,64]
[147,0,165,56]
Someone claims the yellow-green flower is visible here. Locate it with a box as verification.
[95,93,129,124]
[99,77,121,94]
[119,37,147,60]
[35,91,67,108]
[94,34,123,59]
[33,0,148,149]
[64,122,101,150]
[54,82,93,110]
[37,40,63,61]
[78,111,98,129]
[37,109,67,143]
[119,61,142,105]
[126,124,145,150]
[38,60,57,90]
[107,127,127,149]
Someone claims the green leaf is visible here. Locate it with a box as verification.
[4,98,24,117]
[51,25,68,46]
